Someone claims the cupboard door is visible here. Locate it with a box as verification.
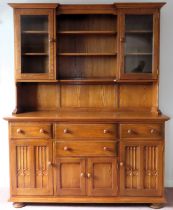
[119,141,163,196]
[87,157,117,196]
[10,140,53,195]
[15,9,55,80]
[119,10,159,80]
[55,158,86,195]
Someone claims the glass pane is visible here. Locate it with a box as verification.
[125,55,152,73]
[124,15,153,74]
[20,15,49,74]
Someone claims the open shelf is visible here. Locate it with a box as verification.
[59,78,117,84]
[22,30,48,34]
[125,53,152,56]
[58,53,117,56]
[22,53,48,56]
[58,30,117,35]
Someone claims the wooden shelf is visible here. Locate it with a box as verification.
[125,53,152,56]
[22,30,48,34]
[22,53,48,56]
[58,53,117,56]
[59,78,117,84]
[125,30,153,34]
[58,30,117,35]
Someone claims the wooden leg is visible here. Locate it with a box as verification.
[150,203,164,209]
[13,202,25,208]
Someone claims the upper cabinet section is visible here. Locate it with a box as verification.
[13,7,57,81]
[119,9,160,80]
[9,3,165,82]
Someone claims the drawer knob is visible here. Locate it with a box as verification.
[63,128,69,134]
[120,162,124,166]
[17,128,23,134]
[80,172,85,177]
[40,128,45,134]
[127,129,132,134]
[64,146,69,151]
[103,129,109,134]
[150,129,155,134]
[103,146,108,151]
[87,173,91,178]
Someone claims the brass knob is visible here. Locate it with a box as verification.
[120,162,124,166]
[40,128,45,134]
[17,128,23,134]
[63,128,68,134]
[103,129,109,134]
[103,146,108,151]
[127,129,132,134]
[64,146,69,151]
[80,172,84,177]
[87,173,91,178]
[150,129,155,134]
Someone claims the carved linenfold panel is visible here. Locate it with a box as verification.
[35,146,49,188]
[144,146,159,189]
[16,146,31,188]
[125,146,140,189]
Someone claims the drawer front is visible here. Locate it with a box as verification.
[55,124,117,140]
[120,124,163,139]
[55,141,117,156]
[10,123,52,139]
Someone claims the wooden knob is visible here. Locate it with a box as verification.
[120,37,125,42]
[120,162,124,166]
[103,146,108,151]
[103,129,109,134]
[80,172,84,177]
[87,173,91,178]
[63,146,69,151]
[17,128,23,134]
[150,129,155,134]
[63,128,68,134]
[127,129,132,134]
[113,79,117,82]
[47,161,52,167]
[40,128,45,134]
[49,38,54,43]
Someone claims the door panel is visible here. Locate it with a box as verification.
[120,140,163,196]
[87,157,117,196]
[55,158,86,195]
[10,140,53,195]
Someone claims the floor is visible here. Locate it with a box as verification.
[0,188,172,209]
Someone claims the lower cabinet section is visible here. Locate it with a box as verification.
[55,157,118,196]
[119,140,163,196]
[10,140,53,196]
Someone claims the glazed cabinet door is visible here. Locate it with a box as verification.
[87,157,118,196]
[119,141,163,196]
[14,9,55,80]
[10,140,53,195]
[55,158,86,195]
[119,9,159,80]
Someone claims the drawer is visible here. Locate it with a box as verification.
[55,141,117,156]
[55,123,117,140]
[120,123,163,139]
[10,123,52,139]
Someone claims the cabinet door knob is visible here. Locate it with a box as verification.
[87,173,91,178]
[80,172,85,177]
[120,162,124,166]
[150,129,155,134]
[63,146,69,151]
[103,129,109,134]
[120,37,125,42]
[127,129,132,134]
[63,128,69,134]
[17,128,23,134]
[103,146,108,151]
[49,38,54,43]
[40,128,45,134]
